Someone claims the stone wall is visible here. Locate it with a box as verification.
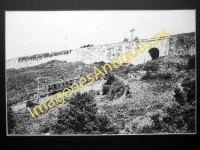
[6,32,195,69]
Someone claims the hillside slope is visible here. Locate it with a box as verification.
[7,54,195,134]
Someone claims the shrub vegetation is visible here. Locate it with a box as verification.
[55,92,118,134]
[140,78,195,133]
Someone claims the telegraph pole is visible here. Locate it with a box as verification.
[130,28,135,47]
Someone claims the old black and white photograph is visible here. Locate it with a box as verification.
[6,10,196,135]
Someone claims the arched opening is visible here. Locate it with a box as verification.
[148,48,159,60]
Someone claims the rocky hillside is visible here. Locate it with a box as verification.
[7,54,195,134]
[6,59,131,106]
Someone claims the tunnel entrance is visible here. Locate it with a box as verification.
[148,48,159,60]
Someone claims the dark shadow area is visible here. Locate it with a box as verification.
[148,48,159,60]
[188,54,195,69]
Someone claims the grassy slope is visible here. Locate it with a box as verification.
[97,55,195,133]
[8,55,195,134]
[6,60,106,105]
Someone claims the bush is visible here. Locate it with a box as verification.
[129,107,146,116]
[104,74,115,85]
[143,63,159,72]
[39,124,50,134]
[174,78,195,106]
[109,84,125,100]
[141,71,156,80]
[102,85,110,95]
[109,81,126,100]
[56,92,118,134]
[102,74,126,100]
[88,90,96,97]
[141,70,172,80]
[138,125,155,134]
[150,113,162,130]
[147,78,195,133]
[95,115,118,134]
[172,78,195,132]
[57,92,97,133]
[51,123,69,134]
[157,71,172,79]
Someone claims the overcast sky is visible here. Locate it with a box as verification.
[6,10,195,60]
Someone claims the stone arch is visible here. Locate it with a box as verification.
[148,48,159,60]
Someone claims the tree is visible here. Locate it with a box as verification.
[56,92,118,134]
[80,44,93,48]
[134,37,139,43]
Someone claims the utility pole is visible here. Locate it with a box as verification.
[130,28,135,47]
